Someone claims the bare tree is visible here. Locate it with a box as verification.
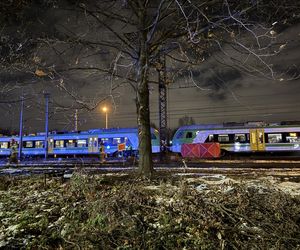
[0,0,299,176]
[178,115,195,127]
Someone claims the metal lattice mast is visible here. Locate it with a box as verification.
[158,53,168,152]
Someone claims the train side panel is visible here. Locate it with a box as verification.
[172,124,300,156]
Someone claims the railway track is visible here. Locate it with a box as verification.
[1,158,300,178]
[1,156,300,167]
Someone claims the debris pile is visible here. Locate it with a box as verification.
[0,174,299,249]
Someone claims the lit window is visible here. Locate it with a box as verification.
[218,135,229,142]
[0,142,8,149]
[25,141,33,148]
[113,138,121,144]
[35,141,44,148]
[77,139,87,147]
[55,140,64,148]
[234,134,246,143]
[66,140,75,148]
[286,133,300,143]
[268,134,282,143]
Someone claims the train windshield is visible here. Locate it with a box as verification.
[151,133,157,140]
[175,131,184,139]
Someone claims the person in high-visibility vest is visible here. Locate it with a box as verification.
[9,139,18,164]
[128,145,133,157]
[99,141,106,162]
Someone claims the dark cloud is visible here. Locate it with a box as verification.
[1,1,300,132]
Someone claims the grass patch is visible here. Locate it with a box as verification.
[0,173,299,249]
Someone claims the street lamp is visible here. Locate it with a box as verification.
[44,92,50,159]
[102,106,108,129]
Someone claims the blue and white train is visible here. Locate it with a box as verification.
[171,122,300,155]
[0,128,160,158]
[2,121,300,159]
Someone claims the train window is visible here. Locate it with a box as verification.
[258,132,264,143]
[55,140,64,148]
[10,141,19,147]
[218,134,229,142]
[25,141,34,148]
[77,139,87,147]
[246,134,250,142]
[206,134,214,142]
[101,138,110,146]
[234,134,246,143]
[186,132,193,139]
[268,134,282,143]
[0,142,8,149]
[66,140,75,148]
[35,141,44,148]
[286,133,300,142]
[113,138,121,144]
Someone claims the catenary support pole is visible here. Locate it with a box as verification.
[75,109,78,131]
[44,93,50,160]
[158,53,168,159]
[18,95,24,160]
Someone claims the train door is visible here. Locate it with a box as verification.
[250,129,265,151]
[88,136,98,153]
[48,137,54,154]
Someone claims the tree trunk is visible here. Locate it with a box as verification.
[136,43,154,178]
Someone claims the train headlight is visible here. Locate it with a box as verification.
[169,140,172,145]
[234,142,241,151]
[107,145,110,149]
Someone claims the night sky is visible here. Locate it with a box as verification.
[0,2,300,133]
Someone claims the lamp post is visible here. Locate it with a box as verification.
[102,106,108,129]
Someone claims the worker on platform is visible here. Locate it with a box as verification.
[128,145,133,157]
[9,139,18,164]
[99,141,106,162]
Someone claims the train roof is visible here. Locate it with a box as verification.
[177,121,300,131]
[88,127,139,134]
[178,124,224,130]
[37,127,141,135]
[0,127,158,139]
